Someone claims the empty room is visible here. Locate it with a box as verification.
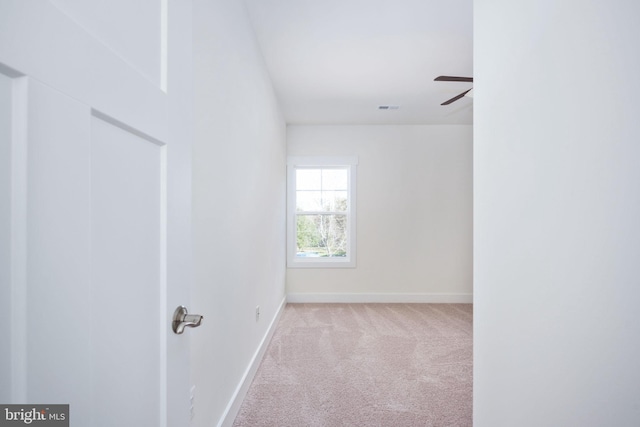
[1,0,639,426]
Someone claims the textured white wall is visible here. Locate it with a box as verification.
[474,1,640,425]
[192,0,286,425]
[287,125,473,301]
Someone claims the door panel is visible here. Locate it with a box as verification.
[0,1,166,142]
[25,79,93,420]
[47,0,163,87]
[20,79,167,427]
[91,115,164,426]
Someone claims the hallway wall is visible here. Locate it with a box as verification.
[192,0,286,425]
[474,0,640,425]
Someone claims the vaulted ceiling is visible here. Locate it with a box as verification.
[243,0,473,125]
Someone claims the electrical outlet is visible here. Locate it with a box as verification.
[255,306,260,322]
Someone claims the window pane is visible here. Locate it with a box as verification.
[321,191,348,211]
[296,214,347,258]
[322,169,348,190]
[296,169,321,190]
[297,190,348,212]
[296,190,322,212]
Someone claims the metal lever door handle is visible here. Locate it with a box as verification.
[172,306,203,334]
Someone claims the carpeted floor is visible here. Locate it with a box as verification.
[233,303,472,427]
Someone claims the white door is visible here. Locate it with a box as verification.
[0,1,193,426]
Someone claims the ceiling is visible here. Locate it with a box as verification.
[242,0,473,125]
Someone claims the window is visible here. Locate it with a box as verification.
[287,157,357,268]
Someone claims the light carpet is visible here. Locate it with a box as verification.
[233,303,472,427]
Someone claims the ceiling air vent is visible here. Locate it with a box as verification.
[378,105,400,110]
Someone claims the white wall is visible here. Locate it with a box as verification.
[287,125,473,302]
[192,0,286,426]
[475,1,640,426]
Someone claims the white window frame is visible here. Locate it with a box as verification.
[287,156,358,268]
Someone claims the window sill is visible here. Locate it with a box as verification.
[287,258,356,269]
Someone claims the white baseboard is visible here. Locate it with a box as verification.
[286,293,473,304]
[217,295,287,427]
